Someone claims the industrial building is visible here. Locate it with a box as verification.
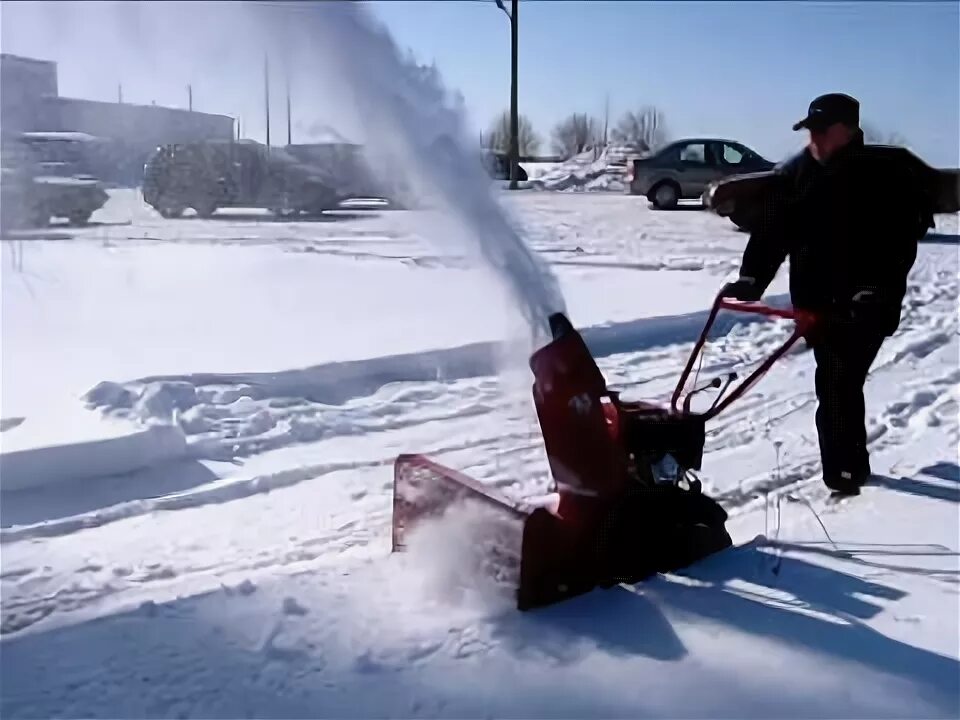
[1,53,235,185]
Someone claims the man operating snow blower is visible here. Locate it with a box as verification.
[721,93,934,497]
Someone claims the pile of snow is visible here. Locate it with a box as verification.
[605,142,648,164]
[517,161,563,181]
[528,145,633,192]
[0,402,187,492]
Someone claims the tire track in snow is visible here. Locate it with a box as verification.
[10,275,953,545]
[0,292,804,545]
[704,251,959,508]
[5,287,955,637]
[719,361,959,512]
[0,427,541,544]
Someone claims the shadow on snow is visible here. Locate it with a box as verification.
[2,539,957,719]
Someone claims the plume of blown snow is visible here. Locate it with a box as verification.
[263,3,566,343]
[15,1,565,346]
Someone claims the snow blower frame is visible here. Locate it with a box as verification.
[392,293,816,610]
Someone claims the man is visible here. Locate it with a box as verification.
[721,93,934,496]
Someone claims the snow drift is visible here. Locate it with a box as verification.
[529,146,633,192]
[0,413,187,492]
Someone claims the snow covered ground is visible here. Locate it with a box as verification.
[2,188,958,718]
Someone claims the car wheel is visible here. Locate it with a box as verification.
[651,182,680,210]
[193,200,218,218]
[29,207,50,227]
[68,211,92,226]
[157,203,185,219]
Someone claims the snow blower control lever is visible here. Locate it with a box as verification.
[672,296,816,421]
[391,291,817,611]
[682,374,734,415]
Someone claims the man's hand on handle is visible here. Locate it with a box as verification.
[719,277,762,302]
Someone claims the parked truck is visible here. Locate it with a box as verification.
[142,139,408,218]
[0,132,109,230]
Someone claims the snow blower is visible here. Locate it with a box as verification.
[391,293,816,610]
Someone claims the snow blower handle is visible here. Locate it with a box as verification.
[671,295,817,420]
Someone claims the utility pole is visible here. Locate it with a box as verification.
[509,0,519,188]
[188,84,193,112]
[495,0,520,189]
[603,93,609,146]
[285,73,292,146]
[264,54,271,148]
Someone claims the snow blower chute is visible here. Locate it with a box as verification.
[392,293,815,610]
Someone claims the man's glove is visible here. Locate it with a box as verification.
[719,277,762,302]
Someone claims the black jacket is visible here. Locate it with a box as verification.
[739,131,934,337]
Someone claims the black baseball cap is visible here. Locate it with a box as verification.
[792,93,860,131]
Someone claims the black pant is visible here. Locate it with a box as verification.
[812,326,885,490]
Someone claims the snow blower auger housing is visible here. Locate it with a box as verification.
[392,294,816,610]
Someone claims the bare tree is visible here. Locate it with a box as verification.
[611,105,669,152]
[861,121,908,147]
[550,113,601,159]
[485,110,541,156]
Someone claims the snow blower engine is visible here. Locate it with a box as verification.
[391,293,815,610]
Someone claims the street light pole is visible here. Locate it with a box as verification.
[264,54,271,149]
[286,73,292,146]
[509,0,519,189]
[495,0,520,190]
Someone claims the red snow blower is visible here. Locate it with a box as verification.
[391,293,816,610]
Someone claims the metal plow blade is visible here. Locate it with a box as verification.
[391,454,603,611]
[392,454,529,594]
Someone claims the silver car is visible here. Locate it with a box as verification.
[626,138,773,209]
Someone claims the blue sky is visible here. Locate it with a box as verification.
[2,1,957,165]
[369,0,959,164]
